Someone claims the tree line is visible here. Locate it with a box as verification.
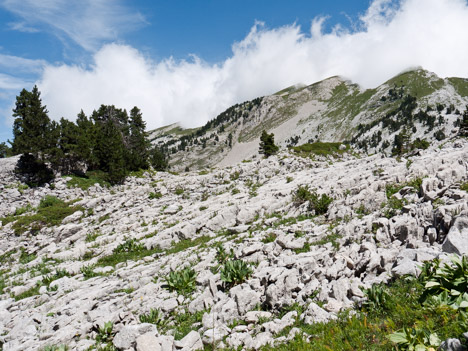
[8,85,167,186]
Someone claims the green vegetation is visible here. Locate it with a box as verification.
[113,238,145,253]
[171,309,206,340]
[259,130,279,157]
[293,185,333,215]
[10,85,168,187]
[0,195,84,235]
[139,308,168,329]
[41,345,68,351]
[14,283,41,301]
[166,236,211,255]
[385,69,444,98]
[65,171,110,190]
[215,244,234,265]
[259,264,467,351]
[291,142,348,157]
[220,259,252,288]
[96,245,160,268]
[164,267,197,295]
[95,321,115,345]
[461,182,468,192]
[448,77,468,97]
[148,191,163,199]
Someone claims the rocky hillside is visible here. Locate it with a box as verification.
[0,135,467,350]
[153,69,468,171]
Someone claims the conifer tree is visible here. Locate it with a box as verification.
[259,130,279,157]
[128,106,149,171]
[75,110,96,168]
[11,85,51,158]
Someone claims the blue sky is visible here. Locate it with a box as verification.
[1,0,468,144]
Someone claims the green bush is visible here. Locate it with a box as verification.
[164,267,197,295]
[293,185,333,215]
[220,260,252,288]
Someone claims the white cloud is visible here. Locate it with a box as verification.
[1,0,146,51]
[30,0,468,131]
[0,54,46,74]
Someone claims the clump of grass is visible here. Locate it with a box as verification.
[5,196,84,235]
[14,283,41,301]
[149,191,163,199]
[65,170,110,190]
[139,308,168,329]
[262,232,277,244]
[166,236,211,255]
[96,245,161,268]
[461,182,468,192]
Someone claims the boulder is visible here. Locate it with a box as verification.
[442,213,468,255]
[174,330,203,350]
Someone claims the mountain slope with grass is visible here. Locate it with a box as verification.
[154,69,468,171]
[0,133,467,350]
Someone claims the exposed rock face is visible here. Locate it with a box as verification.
[0,138,467,350]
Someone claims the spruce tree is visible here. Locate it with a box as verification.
[259,130,279,157]
[75,110,97,169]
[149,147,168,171]
[92,105,128,184]
[11,85,51,158]
[128,106,149,171]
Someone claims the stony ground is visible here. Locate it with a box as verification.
[0,139,467,351]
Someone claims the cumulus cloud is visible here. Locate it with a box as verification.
[33,0,468,130]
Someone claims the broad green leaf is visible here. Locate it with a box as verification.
[388,332,408,343]
[424,281,440,288]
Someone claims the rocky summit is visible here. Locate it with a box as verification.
[0,134,467,350]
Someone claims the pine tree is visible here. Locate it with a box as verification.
[128,107,149,171]
[259,130,279,157]
[11,85,51,158]
[149,147,168,171]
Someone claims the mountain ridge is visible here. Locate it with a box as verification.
[152,68,467,170]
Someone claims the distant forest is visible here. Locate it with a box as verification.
[3,86,167,186]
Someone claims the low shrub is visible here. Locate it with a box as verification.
[293,185,333,215]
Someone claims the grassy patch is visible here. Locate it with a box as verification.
[170,309,206,340]
[259,276,466,351]
[291,142,348,157]
[4,196,84,235]
[166,236,211,255]
[14,283,41,301]
[96,246,162,268]
[65,170,110,190]
[448,77,468,97]
[385,69,444,98]
[461,182,468,192]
